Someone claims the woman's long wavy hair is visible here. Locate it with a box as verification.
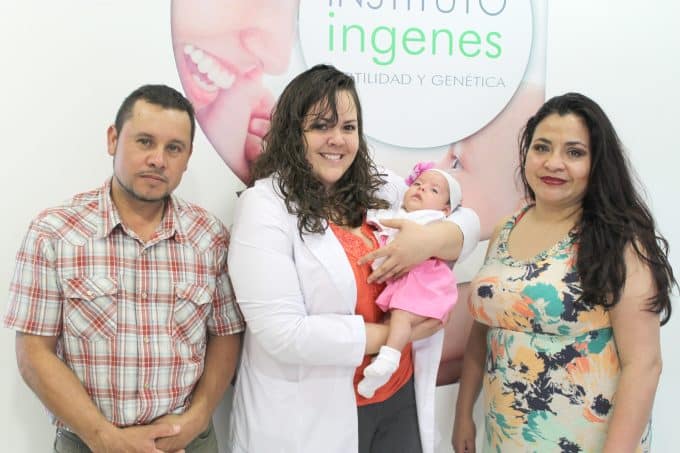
[251,64,389,235]
[519,93,675,324]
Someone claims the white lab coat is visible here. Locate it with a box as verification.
[227,170,480,453]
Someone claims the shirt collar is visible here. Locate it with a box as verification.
[158,196,187,244]
[96,178,187,244]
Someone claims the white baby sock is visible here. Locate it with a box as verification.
[357,345,401,398]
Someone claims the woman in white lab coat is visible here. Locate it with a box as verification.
[227,64,480,453]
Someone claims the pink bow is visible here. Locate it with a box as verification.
[404,161,437,186]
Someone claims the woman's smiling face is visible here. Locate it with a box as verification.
[524,112,591,210]
[171,0,299,183]
[303,91,360,191]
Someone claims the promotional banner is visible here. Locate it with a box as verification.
[171,0,547,273]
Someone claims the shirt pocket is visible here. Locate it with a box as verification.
[62,276,118,342]
[173,281,213,345]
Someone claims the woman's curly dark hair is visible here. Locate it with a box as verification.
[251,64,389,235]
[518,92,675,324]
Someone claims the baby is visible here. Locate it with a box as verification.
[358,162,462,398]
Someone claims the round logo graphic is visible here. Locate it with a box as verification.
[298,0,534,147]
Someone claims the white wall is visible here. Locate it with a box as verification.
[0,1,677,451]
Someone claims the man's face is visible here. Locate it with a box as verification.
[107,99,192,205]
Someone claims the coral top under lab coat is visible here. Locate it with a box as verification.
[227,170,480,453]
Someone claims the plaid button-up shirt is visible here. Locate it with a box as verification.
[4,180,244,427]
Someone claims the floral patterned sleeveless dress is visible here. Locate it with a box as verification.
[468,206,651,453]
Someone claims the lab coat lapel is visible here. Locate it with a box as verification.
[302,228,357,314]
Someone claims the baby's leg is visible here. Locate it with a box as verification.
[358,310,427,398]
[386,309,428,352]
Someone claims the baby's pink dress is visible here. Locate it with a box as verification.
[369,209,458,321]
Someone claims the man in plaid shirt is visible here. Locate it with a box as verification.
[4,85,245,452]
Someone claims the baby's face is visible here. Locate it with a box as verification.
[403,171,451,214]
[438,83,545,239]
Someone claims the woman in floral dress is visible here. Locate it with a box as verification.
[453,93,675,453]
